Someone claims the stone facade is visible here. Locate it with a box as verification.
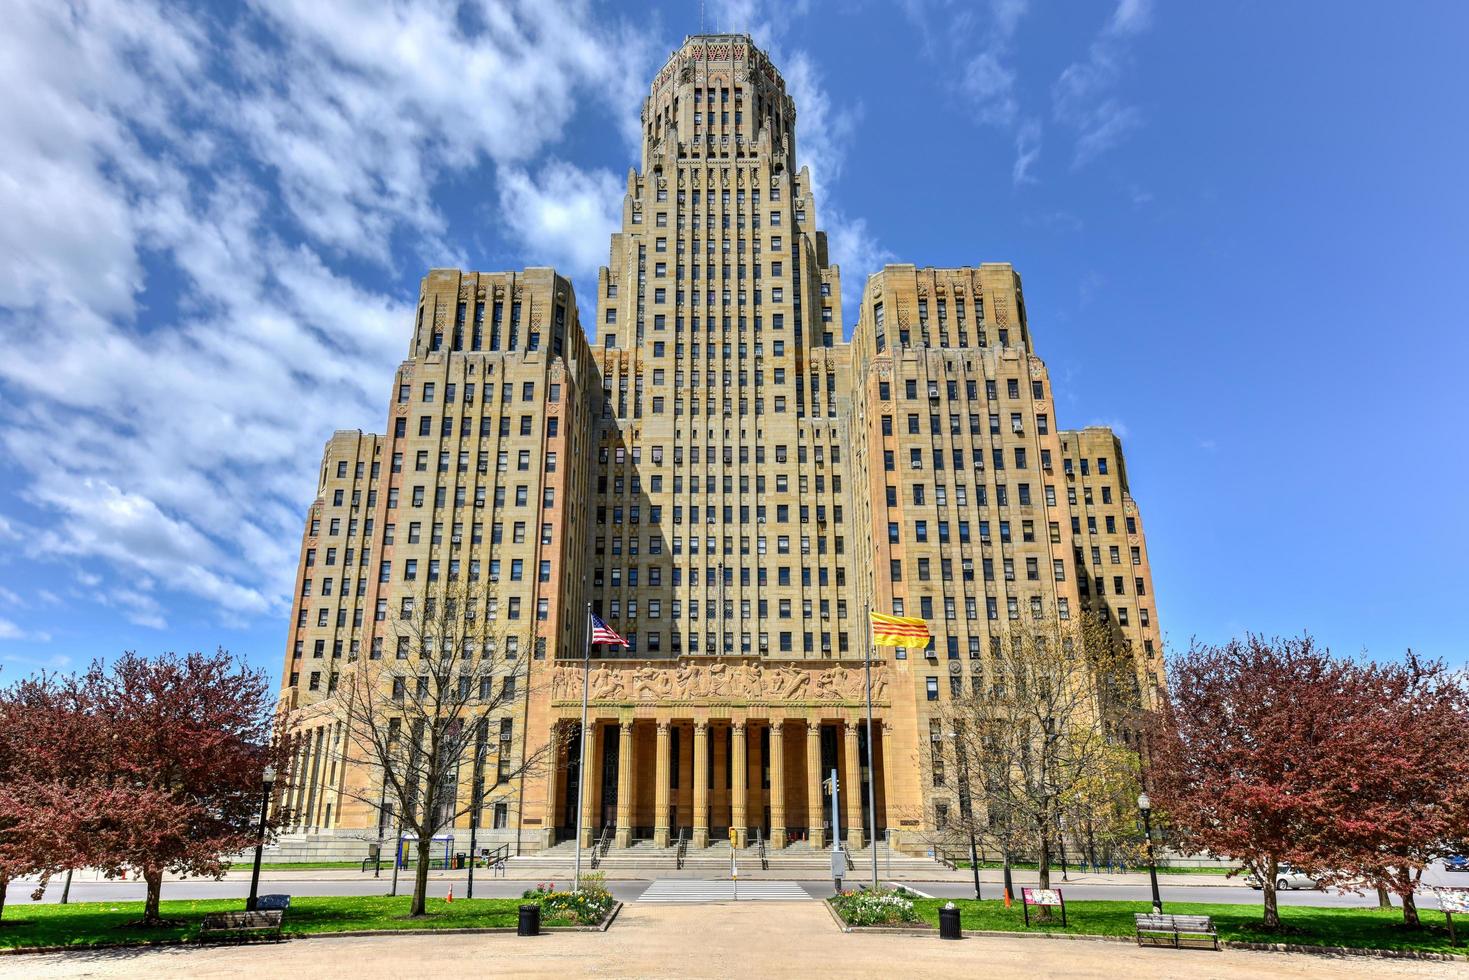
[275,34,1163,857]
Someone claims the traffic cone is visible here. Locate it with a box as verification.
[1003,888,1012,908]
[446,885,454,904]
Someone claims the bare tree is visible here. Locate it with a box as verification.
[330,579,557,916]
[925,614,1143,904]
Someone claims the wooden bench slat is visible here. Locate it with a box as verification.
[200,909,284,933]
[1133,911,1218,951]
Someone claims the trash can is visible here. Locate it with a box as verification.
[518,903,541,937]
[939,902,962,940]
[455,852,467,870]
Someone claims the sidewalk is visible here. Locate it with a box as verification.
[3,901,1454,980]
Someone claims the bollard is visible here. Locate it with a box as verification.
[518,903,541,937]
[939,902,962,940]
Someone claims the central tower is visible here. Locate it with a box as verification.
[584,35,861,849]
[590,32,853,660]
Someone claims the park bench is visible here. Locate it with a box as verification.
[1134,912,1218,950]
[204,910,289,940]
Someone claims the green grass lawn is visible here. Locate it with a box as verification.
[0,895,587,950]
[907,898,1461,954]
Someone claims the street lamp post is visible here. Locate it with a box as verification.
[246,764,277,912]
[1138,792,1162,913]
[467,774,482,899]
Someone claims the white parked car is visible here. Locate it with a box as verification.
[1246,864,1320,891]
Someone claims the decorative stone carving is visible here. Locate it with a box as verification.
[550,659,891,706]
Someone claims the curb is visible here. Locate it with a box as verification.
[822,898,934,936]
[1219,940,1467,962]
[0,902,623,956]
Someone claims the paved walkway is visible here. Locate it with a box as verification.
[637,879,810,902]
[3,902,1458,979]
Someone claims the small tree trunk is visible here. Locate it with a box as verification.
[1376,884,1393,910]
[1262,858,1280,930]
[1035,830,1053,922]
[0,872,9,924]
[143,868,164,924]
[411,837,432,916]
[1401,887,1420,928]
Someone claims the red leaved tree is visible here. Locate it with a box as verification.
[1326,653,1469,926]
[84,650,290,925]
[1147,634,1404,929]
[0,670,112,924]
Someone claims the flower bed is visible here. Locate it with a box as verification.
[830,887,921,927]
[522,872,616,926]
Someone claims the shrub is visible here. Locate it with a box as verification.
[831,888,919,926]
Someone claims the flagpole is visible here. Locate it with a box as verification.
[865,606,880,890]
[573,600,592,891]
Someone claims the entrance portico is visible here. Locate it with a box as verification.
[546,658,891,851]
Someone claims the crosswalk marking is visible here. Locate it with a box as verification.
[637,879,812,903]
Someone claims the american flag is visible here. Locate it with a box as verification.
[589,613,627,647]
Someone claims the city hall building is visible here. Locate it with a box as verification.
[275,35,1164,860]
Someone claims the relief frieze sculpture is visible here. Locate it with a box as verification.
[549,659,889,706]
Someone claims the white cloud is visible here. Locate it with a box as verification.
[781,51,861,202]
[236,0,655,262]
[0,617,52,644]
[101,588,169,631]
[497,162,625,287]
[1052,0,1152,167]
[962,51,1019,127]
[1110,0,1153,35]
[0,0,664,634]
[1012,120,1043,186]
[825,210,896,324]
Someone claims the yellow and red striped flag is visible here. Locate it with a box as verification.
[870,611,931,649]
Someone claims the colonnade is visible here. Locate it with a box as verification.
[546,714,885,850]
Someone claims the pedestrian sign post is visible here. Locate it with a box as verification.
[1021,888,1067,927]
[1435,888,1469,946]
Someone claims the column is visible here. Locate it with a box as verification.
[731,721,748,848]
[806,720,825,849]
[654,721,672,847]
[844,721,864,850]
[579,723,599,846]
[769,721,786,849]
[615,720,634,848]
[543,722,563,841]
[692,721,710,847]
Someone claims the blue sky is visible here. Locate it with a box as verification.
[2,0,1466,686]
